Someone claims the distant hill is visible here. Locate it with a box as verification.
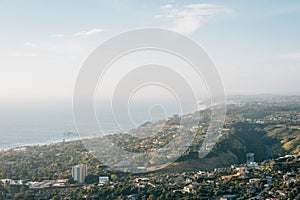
[161,98,300,172]
[1,96,299,177]
[171,122,299,171]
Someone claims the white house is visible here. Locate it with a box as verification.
[99,176,109,184]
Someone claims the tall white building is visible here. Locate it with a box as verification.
[72,164,87,184]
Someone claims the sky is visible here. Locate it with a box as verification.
[0,0,300,105]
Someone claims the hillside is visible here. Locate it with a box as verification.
[0,96,300,179]
[162,97,300,172]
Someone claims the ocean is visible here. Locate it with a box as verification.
[0,102,75,150]
[0,100,189,150]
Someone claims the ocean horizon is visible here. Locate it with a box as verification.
[0,100,190,150]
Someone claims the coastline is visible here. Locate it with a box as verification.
[0,136,80,153]
[0,133,116,153]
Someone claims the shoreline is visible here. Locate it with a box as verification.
[0,133,117,153]
[0,136,80,152]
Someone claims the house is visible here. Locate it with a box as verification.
[1,179,23,186]
[183,184,197,194]
[134,177,149,183]
[219,194,237,200]
[99,176,109,184]
[127,194,138,200]
[249,178,260,183]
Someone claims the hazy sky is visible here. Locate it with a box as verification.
[1,0,300,104]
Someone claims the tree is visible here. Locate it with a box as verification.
[14,192,24,199]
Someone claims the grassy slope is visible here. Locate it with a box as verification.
[162,122,300,172]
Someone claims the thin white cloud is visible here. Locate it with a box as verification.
[10,53,38,57]
[24,42,38,48]
[277,52,300,59]
[51,34,65,38]
[160,4,173,9]
[51,28,105,38]
[157,3,232,34]
[73,28,104,36]
[154,15,163,19]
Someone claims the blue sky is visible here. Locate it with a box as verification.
[0,0,300,103]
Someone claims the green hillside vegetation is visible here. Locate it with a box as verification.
[161,100,300,172]
[1,98,300,179]
[160,123,278,172]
